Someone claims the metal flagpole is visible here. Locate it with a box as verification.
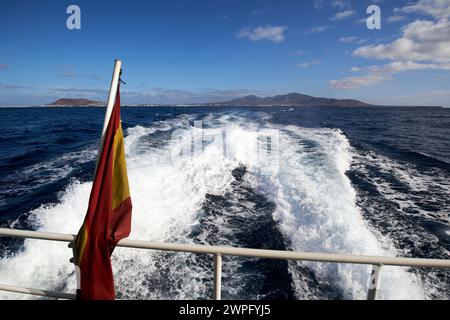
[96,59,122,170]
[71,59,123,295]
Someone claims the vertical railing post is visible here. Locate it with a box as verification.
[214,253,222,300]
[367,264,383,300]
[68,241,81,292]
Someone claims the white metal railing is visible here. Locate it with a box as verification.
[0,227,449,300]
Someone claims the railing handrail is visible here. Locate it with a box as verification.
[1,227,450,300]
[1,227,449,268]
[0,284,76,300]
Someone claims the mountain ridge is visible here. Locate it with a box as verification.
[206,92,373,107]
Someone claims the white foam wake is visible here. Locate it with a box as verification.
[245,124,425,299]
[0,112,426,299]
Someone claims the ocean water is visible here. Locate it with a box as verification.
[0,106,449,300]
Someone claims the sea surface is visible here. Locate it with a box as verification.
[0,106,449,300]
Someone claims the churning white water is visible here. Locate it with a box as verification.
[0,113,425,299]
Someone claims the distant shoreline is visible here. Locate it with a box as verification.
[2,92,445,108]
[0,105,446,109]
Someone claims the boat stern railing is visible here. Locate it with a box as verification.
[0,227,449,300]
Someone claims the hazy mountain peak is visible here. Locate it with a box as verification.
[210,92,372,107]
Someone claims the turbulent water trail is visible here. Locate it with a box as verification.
[349,149,450,299]
[244,124,425,299]
[0,112,427,300]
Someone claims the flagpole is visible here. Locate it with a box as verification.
[98,59,122,161]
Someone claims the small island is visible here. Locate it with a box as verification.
[47,98,104,107]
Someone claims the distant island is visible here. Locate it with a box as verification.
[205,92,373,107]
[48,98,104,107]
[45,93,442,108]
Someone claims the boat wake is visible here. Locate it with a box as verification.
[0,112,430,299]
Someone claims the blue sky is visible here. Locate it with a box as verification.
[0,0,449,106]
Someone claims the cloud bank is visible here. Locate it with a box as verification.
[331,0,450,89]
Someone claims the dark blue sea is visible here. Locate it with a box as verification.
[0,106,449,299]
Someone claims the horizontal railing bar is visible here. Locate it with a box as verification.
[0,228,75,242]
[0,284,76,300]
[1,227,450,268]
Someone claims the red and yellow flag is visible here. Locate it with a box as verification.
[75,84,132,300]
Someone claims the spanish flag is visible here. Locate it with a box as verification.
[75,84,132,300]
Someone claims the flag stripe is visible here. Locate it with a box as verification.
[111,124,130,210]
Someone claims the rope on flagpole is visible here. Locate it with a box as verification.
[119,68,126,85]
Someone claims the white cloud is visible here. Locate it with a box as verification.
[296,63,310,68]
[296,60,321,68]
[314,0,350,10]
[339,36,367,44]
[331,61,450,89]
[330,74,389,89]
[339,36,358,43]
[387,15,406,23]
[354,19,450,62]
[330,10,356,21]
[355,0,450,62]
[332,1,450,89]
[369,60,450,73]
[303,25,330,35]
[237,25,288,43]
[398,0,450,19]
[331,0,351,10]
